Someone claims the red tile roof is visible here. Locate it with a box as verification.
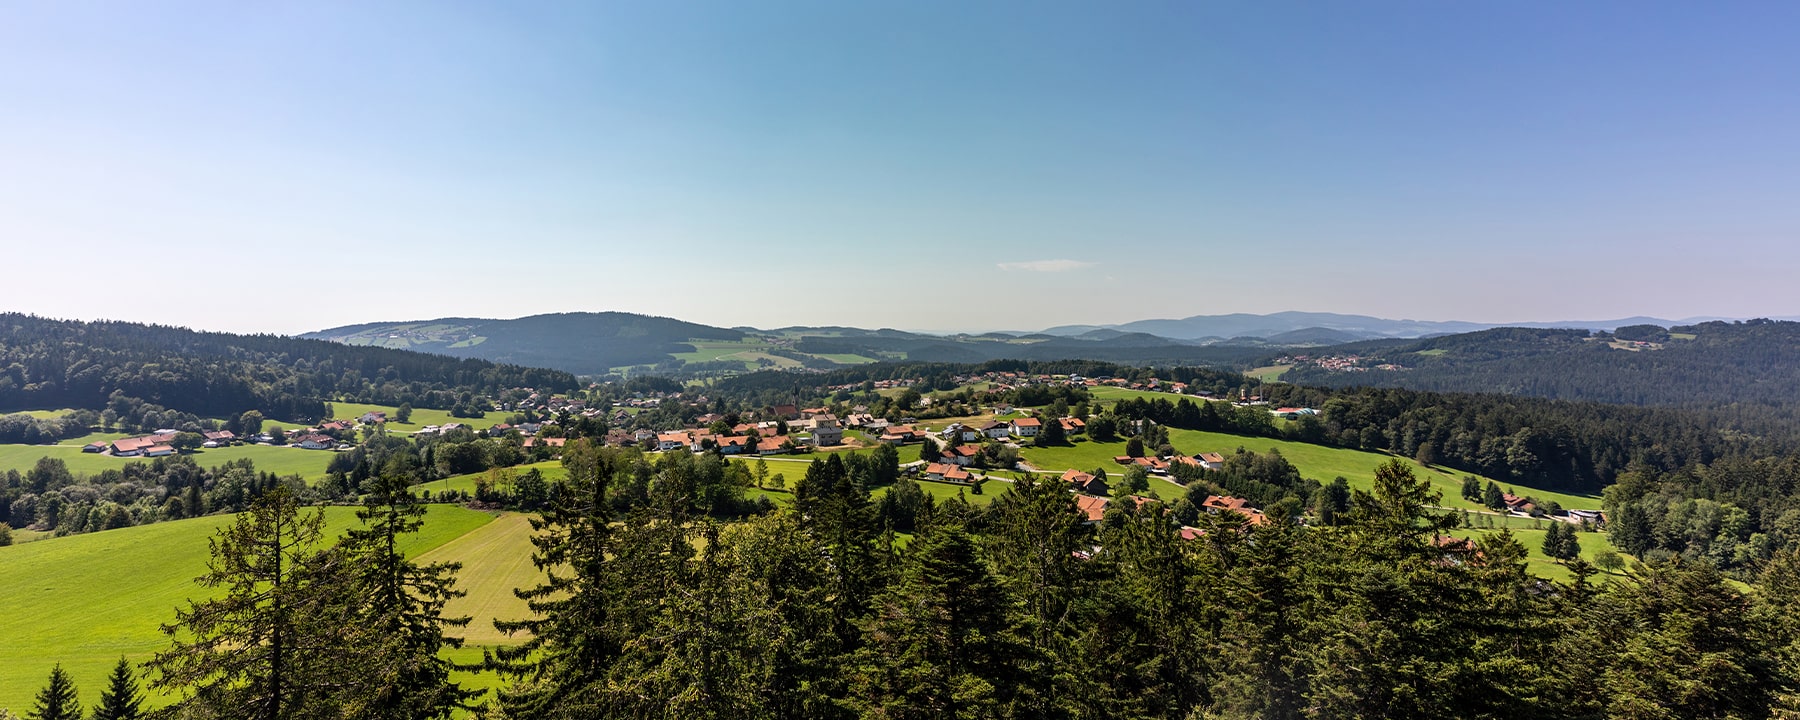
[1074,495,1109,522]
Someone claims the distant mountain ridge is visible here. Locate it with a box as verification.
[302,310,1790,378]
[1036,311,1760,342]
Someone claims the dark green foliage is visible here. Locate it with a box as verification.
[855,525,1026,719]
[146,486,344,719]
[1542,521,1581,560]
[29,665,79,720]
[0,313,575,422]
[91,657,143,720]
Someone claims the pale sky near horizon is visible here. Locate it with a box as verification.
[4,1,1799,335]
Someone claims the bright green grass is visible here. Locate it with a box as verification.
[811,353,878,364]
[1019,430,1602,512]
[671,339,773,363]
[326,402,510,434]
[54,430,127,447]
[0,445,128,477]
[419,512,543,647]
[1247,365,1292,382]
[1449,526,1624,582]
[1087,386,1200,406]
[0,505,495,713]
[410,461,569,497]
[1416,348,1450,357]
[9,409,76,419]
[183,444,336,481]
[0,443,332,483]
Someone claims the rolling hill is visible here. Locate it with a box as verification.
[1277,320,1800,411]
[0,504,515,713]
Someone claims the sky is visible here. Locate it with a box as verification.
[3,1,1799,335]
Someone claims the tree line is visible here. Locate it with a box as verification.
[22,447,1800,719]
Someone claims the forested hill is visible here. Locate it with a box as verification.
[1280,319,1800,411]
[302,312,746,375]
[0,314,578,421]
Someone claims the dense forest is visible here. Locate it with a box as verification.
[21,445,1800,720]
[0,314,578,426]
[1280,320,1800,414]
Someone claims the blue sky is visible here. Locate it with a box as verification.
[3,1,1798,334]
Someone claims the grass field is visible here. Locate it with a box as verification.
[54,430,128,447]
[0,442,333,483]
[10,409,76,419]
[419,512,544,647]
[327,402,510,434]
[0,443,338,482]
[1019,430,1602,513]
[411,461,570,497]
[1450,526,1624,582]
[0,505,496,713]
[1246,365,1292,382]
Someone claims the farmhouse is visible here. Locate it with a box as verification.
[1062,469,1108,496]
[656,432,691,452]
[294,434,337,450]
[944,444,982,467]
[714,436,751,454]
[111,436,158,457]
[812,421,844,446]
[980,421,1012,439]
[1197,452,1225,470]
[1074,495,1110,524]
[1057,417,1086,434]
[1010,417,1042,438]
[358,411,387,424]
[923,463,972,483]
[755,437,793,455]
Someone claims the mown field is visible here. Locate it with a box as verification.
[1019,430,1601,513]
[327,402,511,434]
[410,461,570,497]
[0,443,338,484]
[0,505,500,713]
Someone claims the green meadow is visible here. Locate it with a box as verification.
[327,402,511,434]
[411,460,570,497]
[0,505,497,713]
[0,443,338,483]
[1019,429,1602,512]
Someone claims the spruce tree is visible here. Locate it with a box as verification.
[28,665,79,720]
[146,485,341,720]
[91,657,143,720]
[855,525,1025,719]
[336,473,478,719]
[491,440,625,718]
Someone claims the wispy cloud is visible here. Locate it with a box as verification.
[996,259,1093,273]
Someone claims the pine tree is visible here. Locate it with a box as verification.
[28,665,79,720]
[855,525,1026,719]
[146,485,342,720]
[91,657,143,720]
[490,440,625,718]
[335,473,479,719]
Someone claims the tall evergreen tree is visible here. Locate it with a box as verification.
[146,485,343,720]
[855,525,1026,719]
[28,665,79,720]
[335,473,479,719]
[91,657,143,720]
[490,440,625,718]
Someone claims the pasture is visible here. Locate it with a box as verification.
[327,402,511,434]
[411,461,569,497]
[0,505,495,713]
[1019,429,1602,513]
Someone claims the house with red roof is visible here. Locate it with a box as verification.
[1010,417,1042,438]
